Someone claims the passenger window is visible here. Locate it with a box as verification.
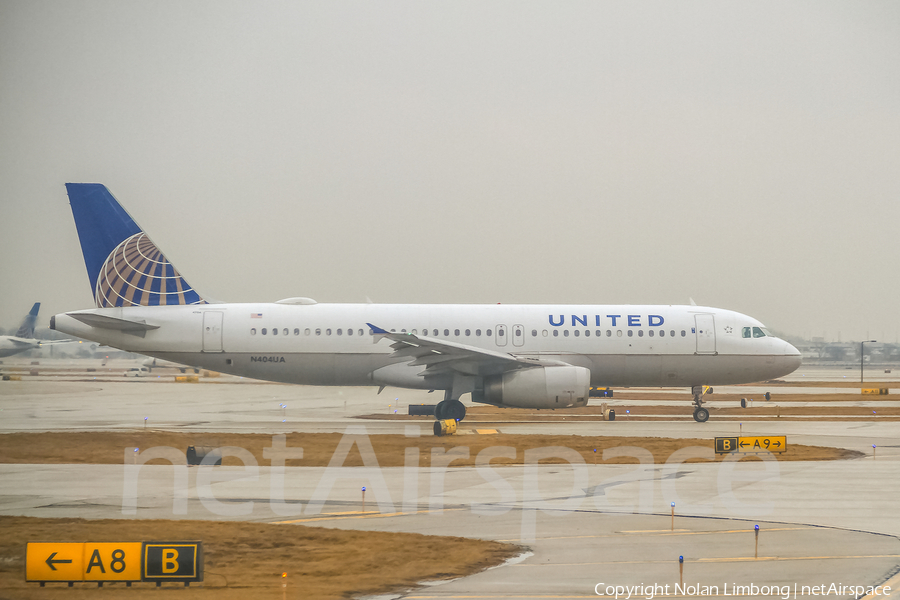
[466,329,471,336]
[348,328,354,336]
[574,330,580,337]
[454,329,460,336]
[617,330,623,337]
[401,329,406,333]
[542,330,548,337]
[272,328,278,336]
[753,327,766,338]
[648,330,654,337]
[659,330,664,337]
[498,329,504,336]
[433,329,439,336]
[532,329,538,337]
[553,330,559,337]
[326,328,332,335]
[337,329,343,335]
[596,330,601,337]
[681,330,686,337]
[294,328,299,335]
[262,328,268,335]
[251,328,257,335]
[305,328,310,335]
[515,329,521,337]
[444,329,450,336]
[627,330,633,337]
[283,328,288,336]
[585,330,590,337]
[358,329,364,336]
[564,330,569,337]
[607,330,612,337]
[476,329,482,336]
[315,328,321,336]
[487,329,492,336]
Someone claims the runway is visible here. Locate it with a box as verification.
[1,361,899,598]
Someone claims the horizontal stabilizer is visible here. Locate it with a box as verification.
[67,312,160,333]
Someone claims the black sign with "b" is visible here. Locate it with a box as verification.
[142,542,203,583]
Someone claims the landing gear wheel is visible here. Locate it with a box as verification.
[446,399,466,421]
[693,407,709,423]
[434,399,466,421]
[434,401,447,420]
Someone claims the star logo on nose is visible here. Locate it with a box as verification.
[724,326,733,334]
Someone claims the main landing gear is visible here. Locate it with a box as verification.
[434,393,466,422]
[692,385,711,423]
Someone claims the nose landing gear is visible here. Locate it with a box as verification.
[692,385,711,422]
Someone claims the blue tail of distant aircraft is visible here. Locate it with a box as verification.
[64,183,207,308]
[14,302,40,338]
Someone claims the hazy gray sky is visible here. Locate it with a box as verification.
[1,1,898,342]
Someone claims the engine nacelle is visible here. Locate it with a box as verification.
[475,366,591,409]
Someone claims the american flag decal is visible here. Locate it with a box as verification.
[251,313,263,318]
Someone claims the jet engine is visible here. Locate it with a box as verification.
[473,366,590,409]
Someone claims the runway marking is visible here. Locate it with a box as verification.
[270,507,468,524]
[271,512,407,523]
[504,554,900,567]
[500,527,806,542]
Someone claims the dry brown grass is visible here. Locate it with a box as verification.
[0,431,861,467]
[0,516,521,599]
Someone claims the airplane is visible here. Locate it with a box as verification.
[0,302,43,358]
[51,183,801,423]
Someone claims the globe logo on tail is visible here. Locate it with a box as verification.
[95,233,206,307]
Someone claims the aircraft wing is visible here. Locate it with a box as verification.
[367,323,562,377]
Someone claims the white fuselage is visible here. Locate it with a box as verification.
[52,303,801,389]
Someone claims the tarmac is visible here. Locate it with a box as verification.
[1,359,899,599]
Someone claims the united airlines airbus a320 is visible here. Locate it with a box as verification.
[52,184,801,423]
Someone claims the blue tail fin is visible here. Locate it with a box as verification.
[14,302,40,338]
[65,183,207,308]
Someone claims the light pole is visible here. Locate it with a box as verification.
[861,340,876,384]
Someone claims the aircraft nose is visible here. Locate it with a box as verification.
[780,340,802,374]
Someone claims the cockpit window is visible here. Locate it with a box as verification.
[752,327,766,338]
[742,327,751,338]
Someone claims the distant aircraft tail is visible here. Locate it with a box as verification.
[14,302,40,338]
[64,183,207,308]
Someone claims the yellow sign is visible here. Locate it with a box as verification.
[738,436,786,452]
[26,542,198,584]
[83,543,142,582]
[25,543,84,582]
[715,436,787,454]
